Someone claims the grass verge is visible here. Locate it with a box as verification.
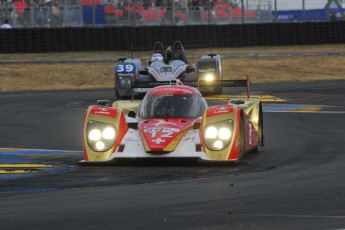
[1,45,345,92]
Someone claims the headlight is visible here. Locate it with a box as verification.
[88,129,102,141]
[102,127,116,140]
[205,74,214,82]
[205,126,217,139]
[204,120,232,151]
[87,121,117,152]
[119,77,132,88]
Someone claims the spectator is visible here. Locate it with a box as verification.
[329,11,337,22]
[51,2,63,26]
[144,0,156,9]
[1,19,12,29]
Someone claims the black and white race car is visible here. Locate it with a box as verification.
[114,41,222,99]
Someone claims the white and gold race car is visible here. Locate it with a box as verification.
[81,78,264,164]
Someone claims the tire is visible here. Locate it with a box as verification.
[115,79,131,100]
[115,85,121,100]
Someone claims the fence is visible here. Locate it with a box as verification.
[2,0,344,28]
[0,21,344,53]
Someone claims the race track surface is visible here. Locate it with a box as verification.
[0,81,345,230]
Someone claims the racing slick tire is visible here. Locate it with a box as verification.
[115,84,131,100]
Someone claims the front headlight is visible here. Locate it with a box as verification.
[87,121,117,152]
[204,120,232,151]
[205,74,214,82]
[119,77,132,88]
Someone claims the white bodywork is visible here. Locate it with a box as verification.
[133,59,189,94]
[107,127,211,161]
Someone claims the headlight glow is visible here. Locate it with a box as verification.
[218,127,231,140]
[203,120,233,151]
[87,121,117,152]
[88,129,101,141]
[213,140,223,150]
[205,74,214,82]
[205,126,217,139]
[102,127,116,140]
[96,141,105,151]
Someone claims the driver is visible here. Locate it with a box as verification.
[149,53,164,65]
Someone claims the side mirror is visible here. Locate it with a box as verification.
[97,100,112,106]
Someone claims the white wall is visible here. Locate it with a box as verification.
[272,0,329,10]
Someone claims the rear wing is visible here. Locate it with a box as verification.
[132,76,251,98]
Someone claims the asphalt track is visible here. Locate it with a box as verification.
[0,81,345,230]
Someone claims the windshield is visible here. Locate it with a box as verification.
[139,93,207,119]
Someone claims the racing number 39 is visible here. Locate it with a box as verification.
[116,64,135,73]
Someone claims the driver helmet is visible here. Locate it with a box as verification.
[150,53,164,63]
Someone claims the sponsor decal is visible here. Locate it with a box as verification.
[152,138,166,144]
[184,136,196,142]
[139,119,193,150]
[91,107,117,118]
[117,72,134,77]
[160,66,173,72]
[249,123,253,145]
[206,105,233,117]
[144,127,180,135]
[214,108,230,114]
[199,68,216,73]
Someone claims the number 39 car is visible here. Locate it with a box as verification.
[80,79,264,164]
[114,41,222,99]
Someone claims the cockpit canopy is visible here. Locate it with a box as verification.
[138,86,207,119]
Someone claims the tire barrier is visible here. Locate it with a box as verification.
[0,21,344,53]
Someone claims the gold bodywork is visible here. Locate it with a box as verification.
[84,107,122,161]
[235,98,262,133]
[201,98,262,161]
[84,96,262,162]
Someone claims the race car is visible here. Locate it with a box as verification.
[80,78,264,164]
[114,41,222,99]
[197,53,223,94]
